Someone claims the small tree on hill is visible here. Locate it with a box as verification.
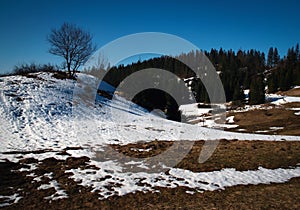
[47,23,96,76]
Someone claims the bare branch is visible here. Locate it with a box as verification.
[47,23,96,76]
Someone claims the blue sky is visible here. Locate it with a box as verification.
[0,0,299,73]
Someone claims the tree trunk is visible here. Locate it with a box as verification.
[67,62,71,76]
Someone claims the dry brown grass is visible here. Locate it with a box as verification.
[226,102,300,135]
[277,87,300,97]
[113,140,300,172]
[2,140,299,209]
[96,178,300,209]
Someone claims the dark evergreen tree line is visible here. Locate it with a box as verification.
[267,43,300,93]
[91,43,300,121]
[101,56,193,121]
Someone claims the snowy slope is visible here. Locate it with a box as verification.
[1,72,300,154]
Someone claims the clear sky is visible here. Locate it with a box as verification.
[0,0,299,73]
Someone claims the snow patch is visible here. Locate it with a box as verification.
[0,193,22,207]
[1,72,300,159]
[271,95,300,105]
[38,180,68,200]
[66,159,300,199]
[226,116,235,124]
[185,190,195,195]
[269,127,283,131]
[179,103,212,118]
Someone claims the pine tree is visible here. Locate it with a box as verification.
[284,69,293,90]
[295,43,299,61]
[165,94,181,122]
[249,75,265,105]
[296,62,300,85]
[232,81,245,106]
[273,48,280,66]
[267,73,278,93]
[267,47,274,68]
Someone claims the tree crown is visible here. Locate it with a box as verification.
[47,22,96,75]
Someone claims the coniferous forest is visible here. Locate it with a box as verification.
[93,44,300,121]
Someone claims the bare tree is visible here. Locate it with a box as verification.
[47,23,96,76]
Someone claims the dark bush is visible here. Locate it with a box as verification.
[51,71,76,80]
[0,63,78,80]
[12,63,57,75]
[197,103,211,108]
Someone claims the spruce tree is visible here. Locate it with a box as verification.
[267,73,278,93]
[249,75,265,105]
[295,43,299,61]
[273,48,280,66]
[267,47,274,68]
[296,62,300,85]
[232,82,245,106]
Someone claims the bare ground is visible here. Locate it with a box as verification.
[277,87,300,97]
[226,102,300,135]
[1,140,300,209]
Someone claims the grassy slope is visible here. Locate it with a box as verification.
[226,87,300,135]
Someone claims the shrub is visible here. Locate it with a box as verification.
[12,63,57,75]
[51,71,76,80]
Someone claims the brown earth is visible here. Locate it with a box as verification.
[226,102,300,135]
[113,140,300,172]
[100,178,300,210]
[277,87,300,97]
[1,140,300,209]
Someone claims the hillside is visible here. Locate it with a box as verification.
[0,72,300,209]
